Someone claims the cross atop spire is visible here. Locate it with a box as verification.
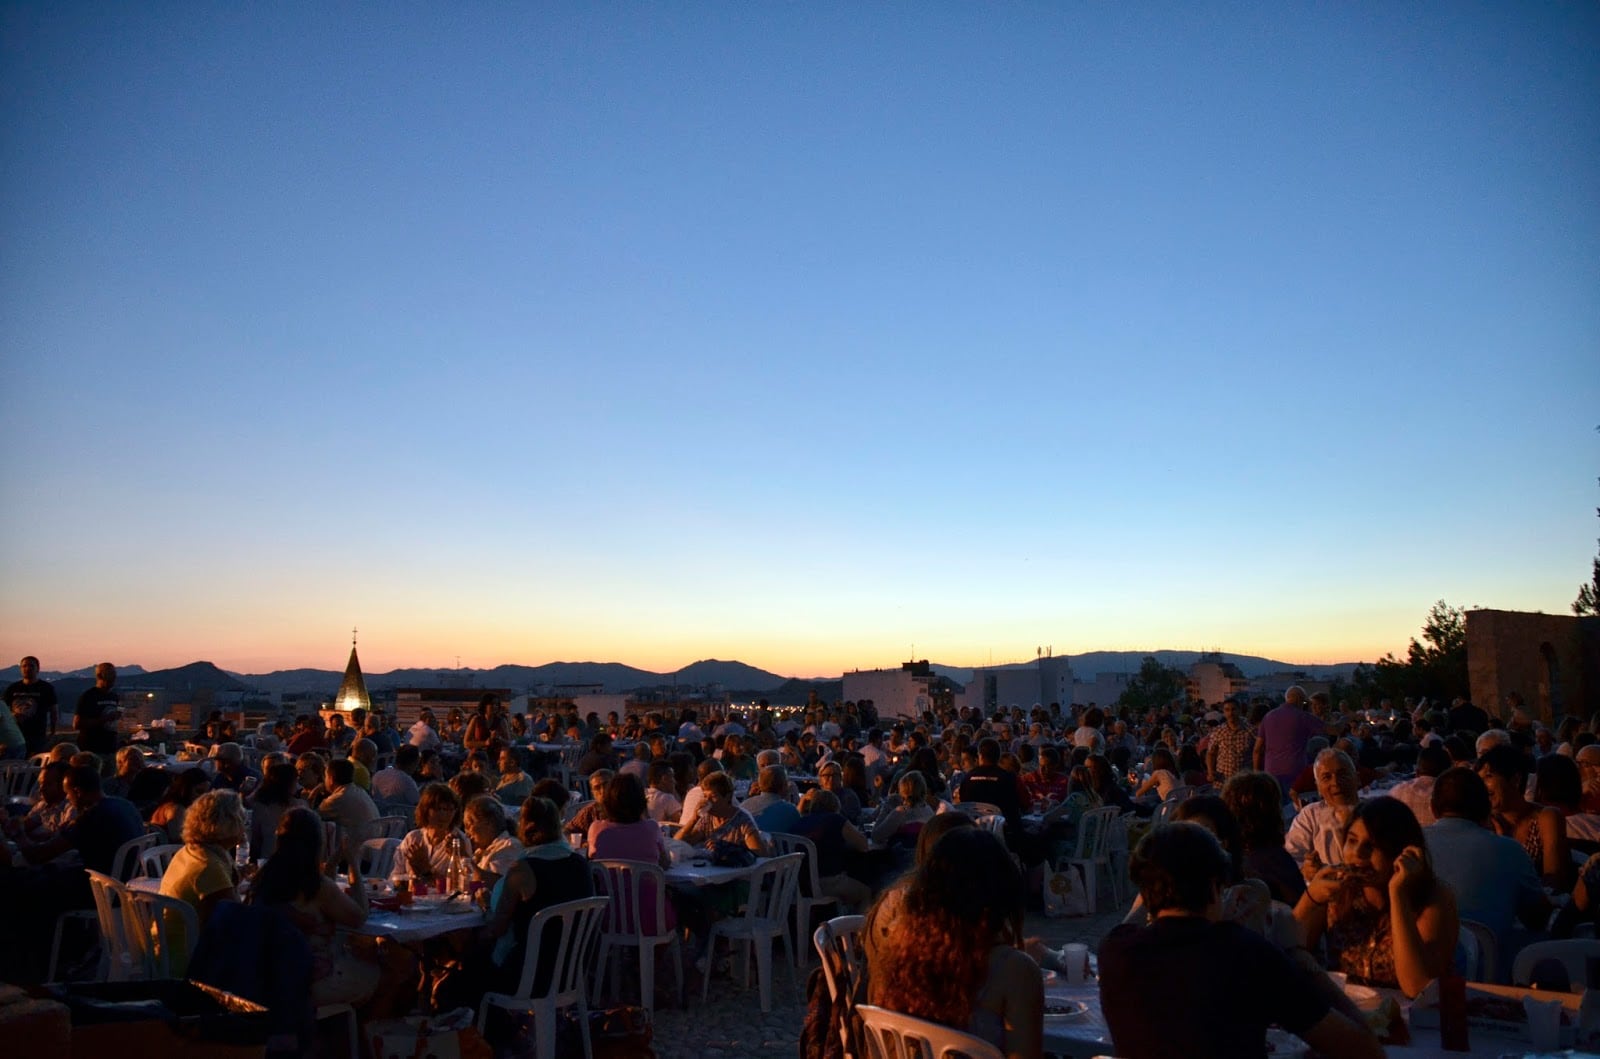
[352,626,358,646]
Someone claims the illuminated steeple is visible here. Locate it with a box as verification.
[334,627,371,713]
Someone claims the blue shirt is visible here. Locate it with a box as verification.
[1424,816,1544,940]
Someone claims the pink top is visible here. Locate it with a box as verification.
[588,818,675,934]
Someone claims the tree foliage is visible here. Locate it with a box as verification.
[1116,655,1189,713]
[1575,556,1600,617]
[1356,600,1470,702]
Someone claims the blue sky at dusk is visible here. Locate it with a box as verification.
[2,3,1596,677]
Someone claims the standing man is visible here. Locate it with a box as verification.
[1253,686,1324,799]
[1206,698,1254,785]
[6,656,58,757]
[73,662,121,758]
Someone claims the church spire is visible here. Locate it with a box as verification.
[334,631,371,713]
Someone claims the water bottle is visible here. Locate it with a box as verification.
[448,834,466,894]
[235,834,251,869]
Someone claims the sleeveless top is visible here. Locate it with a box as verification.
[1326,892,1399,989]
[499,850,594,994]
[1523,819,1544,873]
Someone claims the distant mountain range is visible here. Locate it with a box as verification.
[929,650,1365,685]
[1,650,1366,703]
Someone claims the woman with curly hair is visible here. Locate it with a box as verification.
[158,788,245,974]
[867,827,1042,1059]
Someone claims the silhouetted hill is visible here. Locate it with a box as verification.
[674,659,787,690]
[761,677,844,706]
[935,651,1364,684]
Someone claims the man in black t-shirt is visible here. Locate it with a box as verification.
[5,655,58,755]
[1099,822,1382,1059]
[955,737,1023,829]
[73,662,121,757]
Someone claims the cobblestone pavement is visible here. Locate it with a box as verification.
[645,891,1132,1059]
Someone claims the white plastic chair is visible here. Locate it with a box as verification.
[700,852,804,1012]
[1059,806,1122,911]
[357,837,400,881]
[771,832,839,966]
[1512,939,1600,991]
[1458,918,1501,983]
[84,869,142,981]
[322,819,342,871]
[814,915,867,1059]
[112,832,160,881]
[1151,796,1183,825]
[371,814,409,840]
[477,896,610,1059]
[0,762,40,800]
[856,1003,1004,1059]
[589,858,683,1015]
[124,888,199,978]
[953,801,1005,818]
[138,843,184,880]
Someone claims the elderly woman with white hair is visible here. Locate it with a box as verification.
[463,793,524,893]
[159,788,246,974]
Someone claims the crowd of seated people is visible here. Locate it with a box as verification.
[11,677,1600,1057]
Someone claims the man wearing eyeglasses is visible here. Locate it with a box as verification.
[1578,745,1600,814]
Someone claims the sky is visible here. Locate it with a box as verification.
[2,3,1597,679]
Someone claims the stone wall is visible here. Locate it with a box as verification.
[1465,608,1600,723]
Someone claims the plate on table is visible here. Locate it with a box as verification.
[1042,1000,1087,1021]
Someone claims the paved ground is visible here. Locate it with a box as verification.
[645,890,1132,1059]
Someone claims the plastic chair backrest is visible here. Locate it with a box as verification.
[590,858,670,939]
[1459,918,1499,982]
[1,763,41,799]
[954,801,1004,817]
[562,798,589,825]
[813,914,867,1003]
[125,888,200,978]
[741,853,804,926]
[1073,806,1119,859]
[112,832,160,881]
[1511,939,1600,990]
[507,895,610,1003]
[139,843,184,879]
[771,832,824,896]
[358,837,400,880]
[84,869,140,981]
[856,1004,1004,1059]
[372,815,409,840]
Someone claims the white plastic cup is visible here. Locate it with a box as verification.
[1063,943,1089,985]
[1523,996,1562,1051]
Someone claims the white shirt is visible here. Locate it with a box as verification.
[645,787,682,823]
[408,720,441,751]
[678,784,710,828]
[860,743,889,779]
[1387,776,1437,827]
[1284,799,1359,870]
